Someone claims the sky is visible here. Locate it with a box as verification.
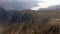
[31,0,60,10]
[0,0,39,10]
[0,0,60,10]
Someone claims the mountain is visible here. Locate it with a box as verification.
[39,5,60,11]
[0,7,33,27]
[0,7,60,34]
[0,7,9,21]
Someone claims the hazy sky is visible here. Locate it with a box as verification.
[0,0,39,10]
[31,0,60,10]
[0,0,60,10]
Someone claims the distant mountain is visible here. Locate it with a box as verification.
[38,5,60,11]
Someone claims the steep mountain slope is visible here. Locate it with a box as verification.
[40,18,60,34]
[0,8,60,34]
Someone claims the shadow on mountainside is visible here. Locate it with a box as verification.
[0,7,60,34]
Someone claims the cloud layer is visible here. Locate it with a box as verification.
[0,0,40,10]
[31,0,60,10]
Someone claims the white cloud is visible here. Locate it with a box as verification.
[31,0,60,10]
[1,0,60,10]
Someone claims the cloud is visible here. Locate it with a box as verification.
[0,0,43,10]
[31,0,60,10]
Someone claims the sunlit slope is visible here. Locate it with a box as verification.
[0,8,60,34]
[40,18,60,34]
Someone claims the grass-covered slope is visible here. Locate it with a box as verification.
[0,8,60,34]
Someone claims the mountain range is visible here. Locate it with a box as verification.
[0,7,60,34]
